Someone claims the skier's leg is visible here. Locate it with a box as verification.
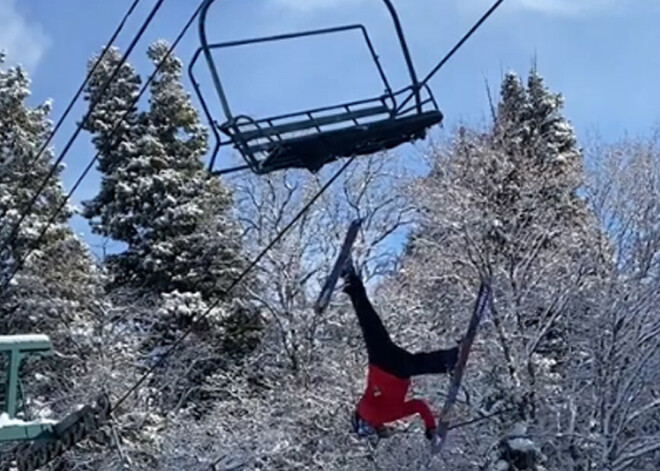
[343,270,393,365]
[342,259,419,377]
[404,347,460,376]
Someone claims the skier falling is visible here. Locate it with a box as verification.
[340,257,459,442]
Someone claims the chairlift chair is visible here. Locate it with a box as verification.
[189,0,444,176]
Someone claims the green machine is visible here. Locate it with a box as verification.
[0,335,55,442]
[0,335,111,471]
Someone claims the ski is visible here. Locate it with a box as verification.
[314,218,363,314]
[432,280,492,454]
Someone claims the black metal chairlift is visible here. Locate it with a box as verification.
[189,0,444,176]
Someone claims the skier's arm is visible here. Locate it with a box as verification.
[402,399,436,432]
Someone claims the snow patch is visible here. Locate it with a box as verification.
[0,334,51,347]
[508,436,537,453]
[0,413,56,427]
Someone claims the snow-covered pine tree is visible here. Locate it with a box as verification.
[380,69,603,470]
[0,52,100,338]
[0,51,111,459]
[82,42,244,301]
[80,44,261,457]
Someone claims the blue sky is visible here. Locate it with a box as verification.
[1,0,659,257]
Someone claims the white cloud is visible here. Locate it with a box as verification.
[0,0,49,70]
[274,0,366,12]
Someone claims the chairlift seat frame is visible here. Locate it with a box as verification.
[252,109,443,173]
[190,0,444,175]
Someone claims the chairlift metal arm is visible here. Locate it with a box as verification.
[382,0,422,113]
[194,23,395,118]
[188,46,222,172]
[396,0,506,114]
[221,24,390,102]
[197,0,423,118]
[199,0,232,121]
[194,0,432,175]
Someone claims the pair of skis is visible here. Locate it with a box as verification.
[315,219,492,454]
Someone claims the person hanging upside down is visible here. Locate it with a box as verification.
[342,258,459,441]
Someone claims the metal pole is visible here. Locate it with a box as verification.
[199,0,234,122]
[382,0,421,113]
[397,0,505,113]
[5,351,19,418]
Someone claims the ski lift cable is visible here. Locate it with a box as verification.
[0,0,167,268]
[24,0,144,174]
[0,2,203,295]
[0,0,143,224]
[111,155,357,413]
[396,0,506,114]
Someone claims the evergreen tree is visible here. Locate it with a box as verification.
[82,42,244,300]
[0,52,100,337]
[0,54,110,469]
[80,44,261,446]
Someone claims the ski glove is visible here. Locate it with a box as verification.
[425,427,437,440]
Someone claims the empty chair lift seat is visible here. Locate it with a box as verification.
[190,0,445,175]
[228,106,444,174]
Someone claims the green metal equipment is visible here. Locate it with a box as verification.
[0,335,55,443]
[0,335,111,471]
